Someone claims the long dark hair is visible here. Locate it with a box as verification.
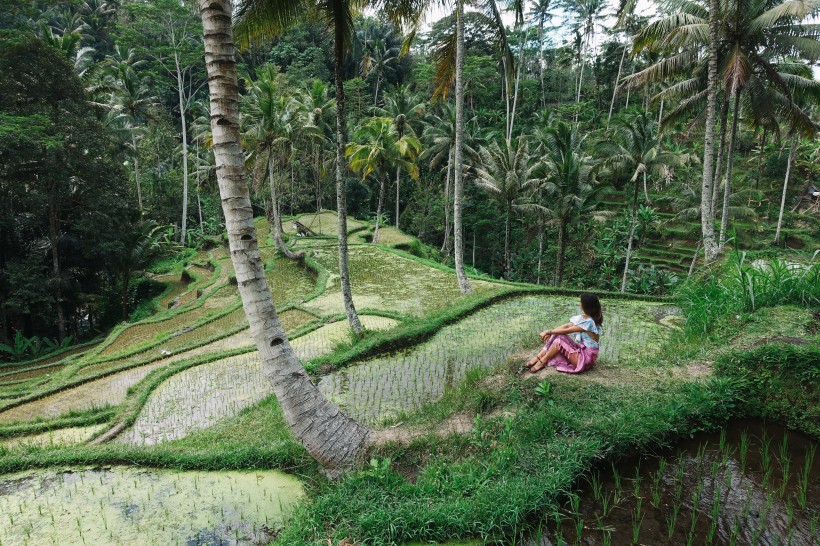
[580,293,603,326]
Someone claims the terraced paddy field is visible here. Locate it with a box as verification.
[5,211,805,545]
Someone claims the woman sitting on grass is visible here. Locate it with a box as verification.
[526,293,603,374]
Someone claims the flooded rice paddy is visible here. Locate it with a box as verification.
[117,315,397,446]
[527,420,819,546]
[318,296,676,425]
[0,467,303,545]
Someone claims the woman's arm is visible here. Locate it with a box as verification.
[540,324,583,340]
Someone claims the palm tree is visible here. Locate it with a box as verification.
[562,0,606,121]
[294,79,335,218]
[628,0,820,257]
[528,0,553,110]
[106,47,155,212]
[119,221,164,319]
[534,121,609,285]
[453,0,473,293]
[600,112,686,292]
[241,65,304,259]
[375,85,426,228]
[360,32,399,106]
[346,117,421,242]
[199,0,370,474]
[474,137,535,279]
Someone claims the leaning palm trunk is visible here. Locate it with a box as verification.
[620,179,640,292]
[719,88,741,248]
[700,0,720,261]
[774,135,797,244]
[176,61,190,245]
[332,4,364,334]
[373,175,386,243]
[453,0,472,294]
[269,158,303,260]
[198,0,368,474]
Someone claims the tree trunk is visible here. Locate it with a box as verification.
[711,96,730,220]
[332,1,363,334]
[132,134,143,212]
[756,127,767,188]
[176,55,190,246]
[504,201,511,279]
[719,87,741,248]
[538,22,546,110]
[621,180,640,292]
[536,220,544,284]
[269,156,303,260]
[555,222,567,286]
[508,26,529,143]
[453,0,473,294]
[574,59,585,122]
[774,135,797,244]
[315,145,322,215]
[395,166,400,229]
[441,150,453,257]
[198,0,368,475]
[607,41,628,126]
[49,201,65,341]
[373,175,385,243]
[700,0,720,262]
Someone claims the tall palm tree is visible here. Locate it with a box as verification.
[453,0,473,293]
[375,85,426,228]
[294,79,335,218]
[627,0,820,257]
[235,0,423,333]
[199,0,369,474]
[534,121,609,285]
[346,117,421,242]
[106,48,155,211]
[474,137,535,279]
[241,65,303,259]
[360,32,399,106]
[599,112,685,292]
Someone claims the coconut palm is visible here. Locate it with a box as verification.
[106,49,155,211]
[627,0,820,256]
[360,32,399,106]
[474,137,536,279]
[241,65,304,259]
[534,121,610,285]
[375,85,426,228]
[199,0,373,475]
[346,116,421,243]
[293,79,335,218]
[599,112,687,292]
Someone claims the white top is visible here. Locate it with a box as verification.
[570,314,602,349]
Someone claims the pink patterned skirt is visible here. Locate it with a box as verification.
[544,334,599,374]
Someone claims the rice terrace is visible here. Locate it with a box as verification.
[0,0,819,544]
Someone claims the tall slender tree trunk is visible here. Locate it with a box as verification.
[508,27,529,142]
[555,222,567,286]
[441,150,453,257]
[395,166,400,228]
[536,220,544,285]
[719,87,741,248]
[700,0,720,261]
[332,2,363,334]
[453,0,472,294]
[774,135,797,245]
[607,41,628,127]
[176,56,190,246]
[198,0,368,474]
[574,59,585,122]
[711,96,730,220]
[196,142,203,231]
[132,134,143,212]
[49,201,66,341]
[269,157,303,260]
[373,175,385,243]
[538,22,546,110]
[504,201,512,279]
[756,127,767,189]
[621,179,640,292]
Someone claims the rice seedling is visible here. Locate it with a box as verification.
[796,443,815,509]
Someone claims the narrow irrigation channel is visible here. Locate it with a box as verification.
[524,420,820,545]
